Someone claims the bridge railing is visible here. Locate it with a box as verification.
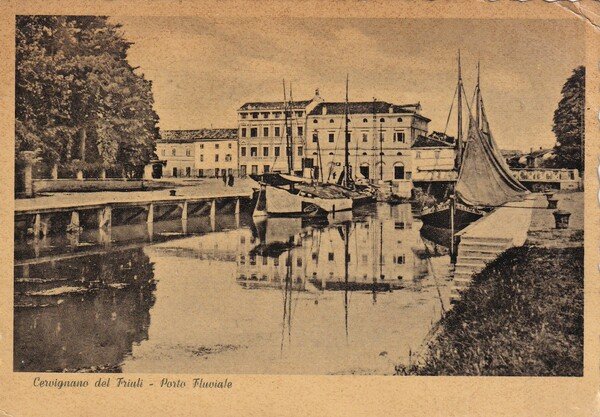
[511,168,580,182]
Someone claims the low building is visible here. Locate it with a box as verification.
[411,132,456,183]
[156,129,238,178]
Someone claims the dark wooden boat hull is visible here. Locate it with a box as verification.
[420,204,483,231]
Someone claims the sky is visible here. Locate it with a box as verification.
[114,17,584,152]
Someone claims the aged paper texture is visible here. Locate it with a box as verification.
[0,0,599,416]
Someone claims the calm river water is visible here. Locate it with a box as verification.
[14,203,452,374]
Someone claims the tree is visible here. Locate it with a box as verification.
[16,16,159,178]
[551,66,585,172]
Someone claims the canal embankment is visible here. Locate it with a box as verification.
[396,191,583,376]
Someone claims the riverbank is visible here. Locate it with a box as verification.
[397,192,583,376]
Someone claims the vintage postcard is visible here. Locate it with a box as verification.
[0,0,599,416]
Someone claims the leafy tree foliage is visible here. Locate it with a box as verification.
[16,16,159,178]
[551,66,585,172]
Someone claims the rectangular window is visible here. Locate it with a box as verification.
[241,113,247,119]
[328,133,335,143]
[252,113,258,119]
[215,154,219,162]
[362,133,368,142]
[250,128,258,137]
[263,147,269,157]
[225,154,231,161]
[296,111,303,117]
[395,221,405,230]
[274,146,280,157]
[240,165,247,176]
[312,133,318,143]
[297,126,303,136]
[380,132,385,142]
[328,252,334,262]
[200,144,204,149]
[241,128,247,137]
[251,165,258,174]
[394,131,406,143]
[200,155,204,162]
[262,112,269,119]
[198,169,204,176]
[250,147,257,157]
[394,165,405,180]
[186,149,191,156]
[297,258,302,267]
[297,146,302,156]
[228,143,232,148]
[416,151,421,159]
[435,150,441,159]
[264,165,270,173]
[241,146,247,157]
[215,144,219,149]
[263,127,269,137]
[395,255,406,265]
[172,148,176,156]
[161,149,166,156]
[274,127,281,137]
[262,256,268,266]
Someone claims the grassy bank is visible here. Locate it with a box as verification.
[396,244,583,376]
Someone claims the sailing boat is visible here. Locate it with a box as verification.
[253,78,372,217]
[420,57,528,232]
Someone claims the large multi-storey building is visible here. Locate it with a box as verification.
[156,129,238,178]
[237,91,323,176]
[304,101,430,196]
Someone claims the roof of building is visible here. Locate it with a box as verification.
[307,101,429,121]
[412,134,455,148]
[159,128,238,143]
[238,100,313,111]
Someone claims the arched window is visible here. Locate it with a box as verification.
[329,119,334,123]
[380,118,385,123]
[313,119,318,123]
[362,152,368,156]
[328,152,334,155]
[363,118,368,123]
[397,152,402,156]
[397,117,403,122]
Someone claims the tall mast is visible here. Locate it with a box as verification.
[283,79,291,173]
[475,61,481,130]
[343,74,350,187]
[289,82,295,173]
[456,50,463,170]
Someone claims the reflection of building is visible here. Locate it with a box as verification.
[156,129,239,178]
[236,204,429,291]
[304,101,429,196]
[237,92,323,176]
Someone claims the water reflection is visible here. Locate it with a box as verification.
[14,204,452,374]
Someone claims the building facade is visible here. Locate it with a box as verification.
[304,101,430,196]
[157,129,238,178]
[237,92,323,176]
[411,132,457,183]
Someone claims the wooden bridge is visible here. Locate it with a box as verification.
[14,188,254,241]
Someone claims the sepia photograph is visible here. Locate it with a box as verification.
[12,13,585,379]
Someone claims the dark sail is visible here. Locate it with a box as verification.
[455,115,528,207]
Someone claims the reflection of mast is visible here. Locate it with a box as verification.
[280,249,294,354]
[343,221,350,343]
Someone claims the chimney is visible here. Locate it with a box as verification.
[322,105,327,115]
[388,106,393,114]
